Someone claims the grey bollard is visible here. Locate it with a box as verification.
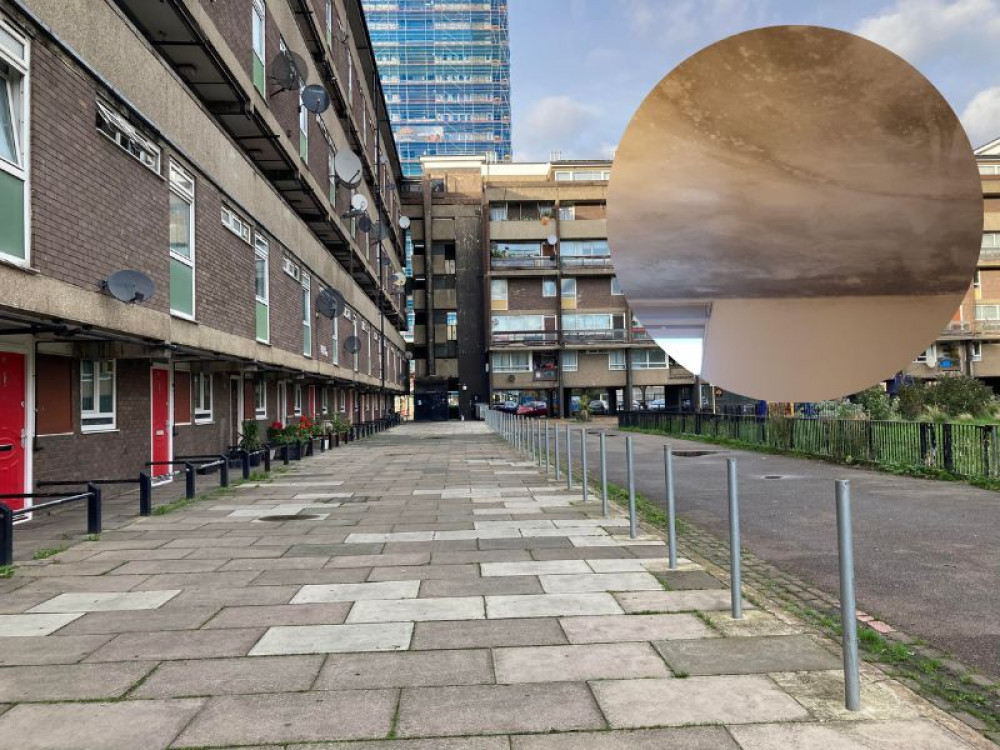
[600,431,609,517]
[537,419,543,466]
[626,435,637,539]
[665,444,677,570]
[580,429,589,504]
[837,480,861,711]
[555,426,561,480]
[566,424,573,489]
[727,458,743,619]
[545,424,551,475]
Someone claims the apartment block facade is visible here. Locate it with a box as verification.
[0,0,408,507]
[902,140,1000,385]
[401,156,696,420]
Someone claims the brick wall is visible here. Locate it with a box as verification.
[507,278,557,312]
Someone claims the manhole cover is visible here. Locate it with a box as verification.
[763,475,784,480]
[673,450,720,458]
[257,514,324,522]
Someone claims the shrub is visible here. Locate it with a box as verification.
[924,374,995,418]
[855,385,897,421]
[896,384,926,420]
[238,420,263,452]
[266,421,285,444]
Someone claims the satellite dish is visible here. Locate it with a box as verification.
[301,84,331,114]
[334,150,363,188]
[316,288,346,319]
[351,193,369,212]
[398,216,411,230]
[391,272,407,287]
[405,351,414,361]
[379,252,392,266]
[358,215,373,233]
[269,50,307,91]
[546,235,558,246]
[344,336,362,354]
[103,270,155,304]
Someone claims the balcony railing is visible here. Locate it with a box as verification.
[534,369,558,381]
[980,247,1000,262]
[491,331,559,345]
[560,255,613,268]
[632,328,652,341]
[491,256,557,270]
[562,329,627,343]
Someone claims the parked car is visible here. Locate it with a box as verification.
[516,401,548,417]
[589,399,609,414]
[648,399,667,411]
[494,400,518,413]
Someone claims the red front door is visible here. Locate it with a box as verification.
[0,351,26,512]
[151,368,170,476]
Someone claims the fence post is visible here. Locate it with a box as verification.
[993,426,999,479]
[218,456,229,489]
[665,444,677,570]
[240,450,251,480]
[626,435,638,539]
[184,463,196,500]
[836,479,861,711]
[139,472,152,516]
[282,444,290,465]
[555,426,561,480]
[943,423,954,472]
[0,504,13,566]
[600,431,609,517]
[86,483,102,535]
[263,448,272,474]
[727,458,742,619]
[566,424,573,490]
[580,429,588,503]
[545,424,551,475]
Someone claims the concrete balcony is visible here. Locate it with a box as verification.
[560,255,613,271]
[490,256,558,272]
[491,331,559,346]
[562,329,627,345]
[558,219,607,240]
[490,220,554,241]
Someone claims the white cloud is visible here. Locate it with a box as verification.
[856,0,1000,62]
[623,0,768,48]
[514,95,602,161]
[961,86,1000,148]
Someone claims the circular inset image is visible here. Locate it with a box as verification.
[608,25,982,402]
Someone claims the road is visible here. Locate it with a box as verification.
[566,424,1000,677]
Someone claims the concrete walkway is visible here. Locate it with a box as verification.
[572,424,1000,677]
[0,423,989,749]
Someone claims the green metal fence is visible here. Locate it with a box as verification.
[619,411,1000,479]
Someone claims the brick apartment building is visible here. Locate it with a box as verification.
[0,0,408,508]
[902,140,1000,385]
[402,156,697,420]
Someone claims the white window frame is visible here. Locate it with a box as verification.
[561,277,577,302]
[492,351,531,373]
[302,272,312,357]
[294,384,303,416]
[221,205,251,243]
[562,350,578,372]
[491,278,508,302]
[192,372,213,424]
[542,279,557,297]
[489,203,507,221]
[254,379,267,418]
[353,316,359,371]
[975,304,1000,321]
[169,161,196,320]
[631,349,668,370]
[80,359,116,432]
[321,387,329,415]
[254,233,270,343]
[0,17,30,266]
[252,0,266,76]
[558,204,575,220]
[608,350,626,371]
[299,83,309,155]
[95,100,160,174]
[325,0,333,44]
[972,341,983,362]
[331,314,340,365]
[611,277,623,295]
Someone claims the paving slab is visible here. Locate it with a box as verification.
[510,727,740,749]
[326,552,430,568]
[367,564,479,581]
[292,580,420,603]
[346,595,485,623]
[0,612,82,636]
[86,627,264,662]
[203,602,352,629]
[396,682,605,737]
[420,575,543,597]
[28,590,180,613]
[253,567,371,585]
[615,589,751,613]
[728,719,979,749]
[654,570,727,590]
[412,617,568,650]
[654,635,841,675]
[559,613,717,644]
[163,585,297,608]
[249,622,413,655]
[481,560,591,577]
[316,648,493,689]
[133,654,323,698]
[592,675,810,727]
[0,661,156,701]
[771,670,919,721]
[702,609,800,637]
[486,593,624,619]
[0,634,113,665]
[538,572,663,594]
[288,738,509,750]
[495,642,670,683]
[172,690,397,747]
[0,699,204,750]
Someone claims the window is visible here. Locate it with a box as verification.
[983,232,1000,260]
[80,360,115,431]
[331,314,340,365]
[608,350,626,371]
[914,345,935,364]
[611,277,623,295]
[221,206,251,243]
[96,100,160,173]
[192,372,213,423]
[979,163,1000,175]
[632,349,668,369]
[489,203,507,221]
[299,83,309,160]
[564,313,614,330]
[492,351,531,373]
[561,240,610,257]
[490,278,508,310]
[558,205,575,220]
[352,316,359,371]
[169,161,196,318]
[0,17,29,264]
[254,233,269,342]
[972,341,983,362]
[562,350,578,372]
[974,270,982,292]
[975,304,1000,321]
[302,272,312,356]
[561,277,577,301]
[446,311,458,340]
[254,379,267,418]
[321,387,329,415]
[327,141,337,202]
[252,0,266,95]
[294,385,302,416]
[325,0,333,46]
[542,279,556,297]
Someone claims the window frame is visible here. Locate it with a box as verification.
[0,16,30,266]
[331,313,340,365]
[95,99,160,174]
[254,379,267,418]
[972,341,983,362]
[608,350,626,371]
[192,372,213,424]
[631,348,668,370]
[321,387,329,415]
[542,279,557,297]
[492,351,531,373]
[611,277,623,295]
[221,205,252,243]
[301,272,312,357]
[254,233,270,343]
[294,384,303,417]
[80,359,116,433]
[561,277,577,301]
[561,350,578,372]
[168,160,196,320]
[252,0,266,95]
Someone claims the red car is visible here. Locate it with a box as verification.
[516,401,548,417]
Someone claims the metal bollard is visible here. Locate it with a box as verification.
[184,462,196,499]
[263,448,271,473]
[555,425,561,480]
[0,504,12,566]
[139,471,153,516]
[86,483,102,535]
[566,424,573,489]
[580,429,589,504]
[218,456,230,488]
[545,424,551,475]
[240,450,251,480]
[537,419,543,466]
[626,435,637,539]
[727,458,743,619]
[282,444,290,465]
[837,480,861,711]
[665,444,677,570]
[600,431,609,517]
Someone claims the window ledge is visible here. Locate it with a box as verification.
[194,417,213,426]
[0,255,39,274]
[171,313,198,323]
[81,427,119,435]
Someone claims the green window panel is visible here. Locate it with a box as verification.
[253,56,265,96]
[170,258,194,317]
[256,300,269,342]
[303,323,311,356]
[0,171,25,261]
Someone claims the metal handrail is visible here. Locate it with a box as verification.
[1,483,101,565]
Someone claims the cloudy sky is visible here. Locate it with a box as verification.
[508,0,1000,161]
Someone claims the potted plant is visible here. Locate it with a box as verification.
[239,420,264,466]
[266,421,285,445]
[332,413,351,442]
